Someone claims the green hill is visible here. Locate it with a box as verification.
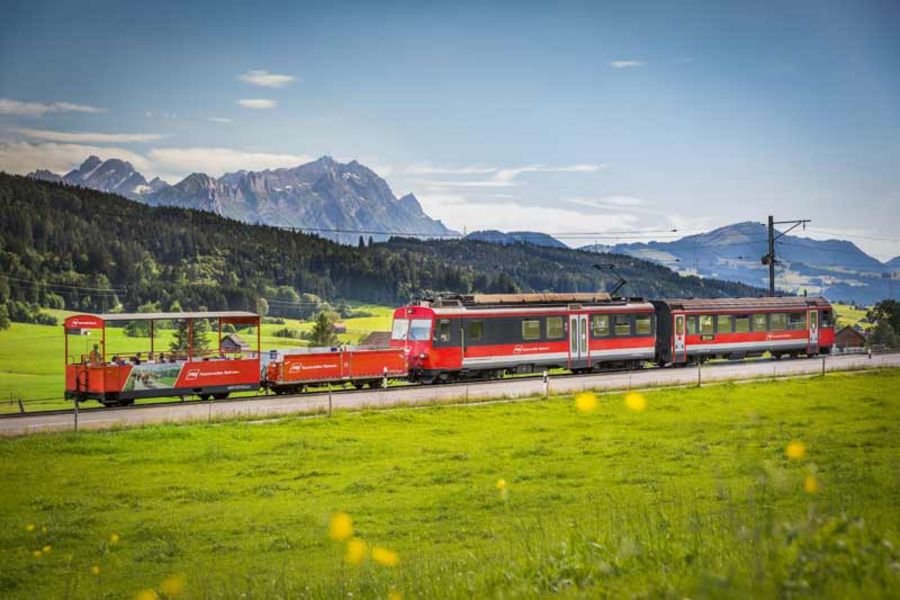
[0,174,761,318]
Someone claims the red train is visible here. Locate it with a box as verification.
[64,294,835,406]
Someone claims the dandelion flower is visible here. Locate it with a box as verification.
[495,479,507,490]
[32,550,42,559]
[41,526,47,533]
[160,575,186,596]
[804,474,820,494]
[575,392,598,413]
[388,590,403,600]
[345,537,368,565]
[624,391,646,412]
[135,590,159,600]
[42,545,52,554]
[110,533,120,545]
[25,524,35,532]
[91,565,101,576]
[785,441,806,460]
[328,512,354,542]
[372,545,399,567]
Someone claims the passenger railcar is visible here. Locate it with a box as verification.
[651,297,835,365]
[389,293,657,383]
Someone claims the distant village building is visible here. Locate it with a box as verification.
[220,334,249,353]
[333,322,348,334]
[834,326,866,351]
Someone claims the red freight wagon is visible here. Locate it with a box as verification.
[64,311,261,406]
[651,297,835,365]
[389,293,656,383]
[264,346,408,394]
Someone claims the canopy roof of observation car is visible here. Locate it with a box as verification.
[653,297,830,311]
[64,311,258,329]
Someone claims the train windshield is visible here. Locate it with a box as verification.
[391,318,432,341]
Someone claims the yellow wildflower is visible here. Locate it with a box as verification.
[624,391,646,412]
[42,545,52,554]
[495,479,507,490]
[135,590,159,600]
[91,565,101,576]
[328,512,353,542]
[32,550,42,559]
[372,545,399,567]
[388,590,403,600]
[345,537,367,565]
[25,524,35,532]
[160,575,186,596]
[785,441,806,460]
[575,392,598,413]
[804,474,820,494]
[110,533,120,545]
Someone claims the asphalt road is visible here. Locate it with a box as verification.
[2,352,897,436]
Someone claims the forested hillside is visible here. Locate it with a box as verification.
[0,175,761,321]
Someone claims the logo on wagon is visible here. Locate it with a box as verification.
[288,363,303,374]
[185,369,200,381]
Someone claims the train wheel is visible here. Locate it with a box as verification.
[352,381,365,390]
[213,392,229,400]
[198,394,212,401]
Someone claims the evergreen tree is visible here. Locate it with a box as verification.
[0,304,10,331]
[170,318,212,355]
[309,311,339,347]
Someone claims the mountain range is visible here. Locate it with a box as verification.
[464,230,568,248]
[28,155,453,242]
[581,222,896,304]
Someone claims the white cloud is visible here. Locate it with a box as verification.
[208,117,233,123]
[0,98,105,117]
[403,163,499,176]
[0,141,151,175]
[15,128,165,143]
[238,70,296,88]
[565,195,648,210]
[147,147,313,177]
[609,60,646,69]
[238,98,277,110]
[412,163,606,188]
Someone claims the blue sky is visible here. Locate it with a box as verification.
[1,0,898,258]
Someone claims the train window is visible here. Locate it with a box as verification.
[468,320,483,341]
[770,313,788,331]
[821,310,833,327]
[752,314,768,331]
[735,315,750,333]
[788,312,807,330]
[409,319,432,341]
[390,319,410,340]
[699,315,714,335]
[436,320,451,342]
[522,319,541,340]
[687,316,698,335]
[635,314,652,335]
[546,316,564,339]
[591,314,609,337]
[614,315,632,336]
[717,315,732,333]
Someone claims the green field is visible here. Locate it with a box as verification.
[1,371,898,598]
[0,306,394,412]
[832,303,872,330]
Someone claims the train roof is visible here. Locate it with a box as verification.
[66,311,258,323]
[652,296,831,311]
[420,292,642,308]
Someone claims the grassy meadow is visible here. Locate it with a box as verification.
[0,305,394,412]
[0,370,898,598]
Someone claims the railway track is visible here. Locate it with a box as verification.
[2,352,898,436]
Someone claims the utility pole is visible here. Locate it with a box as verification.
[761,215,811,296]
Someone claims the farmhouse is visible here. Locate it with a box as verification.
[834,326,866,351]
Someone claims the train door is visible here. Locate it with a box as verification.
[568,314,589,369]
[807,309,819,355]
[673,312,687,364]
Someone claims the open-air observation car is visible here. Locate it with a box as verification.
[64,311,261,406]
